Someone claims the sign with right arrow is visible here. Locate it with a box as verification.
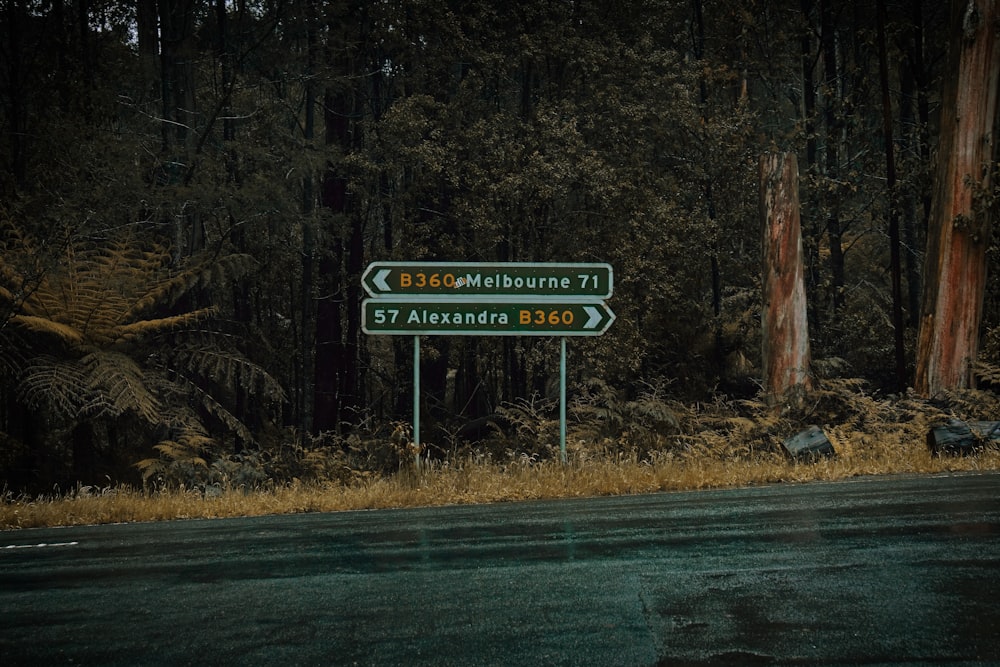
[362,299,615,336]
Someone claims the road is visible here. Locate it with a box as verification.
[2,471,1000,666]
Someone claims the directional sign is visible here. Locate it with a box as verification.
[362,262,613,300]
[363,299,616,336]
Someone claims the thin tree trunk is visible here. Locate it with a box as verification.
[2,1,28,189]
[71,421,96,484]
[876,0,907,391]
[342,199,364,419]
[692,0,724,380]
[312,83,351,434]
[137,0,159,87]
[915,0,1000,395]
[158,0,197,151]
[904,0,934,327]
[799,0,821,327]
[77,0,93,84]
[297,0,319,434]
[761,152,813,403]
[820,0,845,312]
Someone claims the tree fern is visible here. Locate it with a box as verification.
[112,307,218,344]
[0,227,283,479]
[18,355,92,419]
[81,351,161,423]
[5,314,84,344]
[170,343,286,399]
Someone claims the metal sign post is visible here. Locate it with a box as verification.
[413,335,420,459]
[560,337,567,464]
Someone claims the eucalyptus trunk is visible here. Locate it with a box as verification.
[761,152,813,403]
[915,0,1000,395]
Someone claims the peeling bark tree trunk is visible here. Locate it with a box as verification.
[915,0,1000,396]
[761,152,813,402]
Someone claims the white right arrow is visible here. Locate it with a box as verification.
[374,268,392,293]
[583,305,602,329]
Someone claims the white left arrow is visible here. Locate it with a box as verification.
[583,305,603,329]
[373,268,392,293]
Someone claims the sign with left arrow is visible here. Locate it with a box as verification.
[362,299,616,336]
[362,261,613,299]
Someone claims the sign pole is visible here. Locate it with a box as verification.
[413,335,421,465]
[560,336,567,464]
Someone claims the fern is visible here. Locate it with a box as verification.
[7,314,85,344]
[81,351,161,423]
[190,382,255,444]
[18,355,91,418]
[136,422,214,486]
[974,360,1000,388]
[1,227,283,474]
[570,378,680,441]
[112,307,218,344]
[124,253,256,320]
[495,394,558,445]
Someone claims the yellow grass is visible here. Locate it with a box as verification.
[3,440,998,531]
[5,383,1000,530]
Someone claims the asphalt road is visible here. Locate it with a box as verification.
[2,471,1000,666]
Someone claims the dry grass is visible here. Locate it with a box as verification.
[3,437,998,531]
[3,382,1000,530]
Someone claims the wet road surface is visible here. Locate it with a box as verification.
[2,471,1000,665]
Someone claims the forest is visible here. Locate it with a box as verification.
[2,0,999,495]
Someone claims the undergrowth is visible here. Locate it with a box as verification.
[3,379,1000,530]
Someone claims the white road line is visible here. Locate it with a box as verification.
[3,541,79,550]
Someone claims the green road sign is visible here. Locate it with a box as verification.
[361,262,613,299]
[362,299,616,336]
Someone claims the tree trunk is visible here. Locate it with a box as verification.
[901,0,933,327]
[820,0,845,312]
[876,0,908,391]
[312,82,351,434]
[691,0,725,382]
[137,0,159,87]
[2,1,28,190]
[799,0,822,329]
[915,0,1000,396]
[341,204,364,420]
[71,421,97,484]
[313,165,345,434]
[158,0,197,152]
[761,152,813,402]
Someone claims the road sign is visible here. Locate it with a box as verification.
[362,299,616,336]
[361,262,613,300]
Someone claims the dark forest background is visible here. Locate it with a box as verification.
[1,0,996,492]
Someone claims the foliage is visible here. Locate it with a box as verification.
[0,0,978,490]
[493,395,561,460]
[568,379,681,460]
[136,418,421,492]
[0,225,283,488]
